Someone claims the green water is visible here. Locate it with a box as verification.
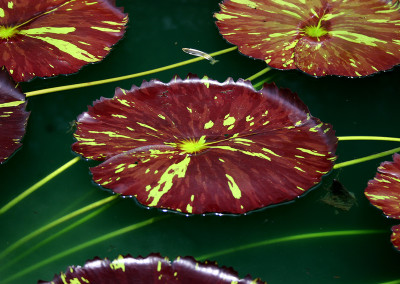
[1,1,400,283]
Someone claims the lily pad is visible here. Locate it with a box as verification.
[215,0,400,77]
[0,68,29,164]
[365,153,400,251]
[0,0,128,82]
[72,74,337,214]
[38,254,266,284]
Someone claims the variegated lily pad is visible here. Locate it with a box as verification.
[215,0,400,77]
[0,0,128,82]
[365,153,400,251]
[72,74,337,214]
[38,254,266,284]
[0,68,29,164]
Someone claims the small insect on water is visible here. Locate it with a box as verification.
[182,48,219,65]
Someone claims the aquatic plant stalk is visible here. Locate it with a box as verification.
[333,146,400,169]
[245,67,271,81]
[334,136,400,168]
[24,47,238,97]
[0,195,118,260]
[196,229,384,261]
[0,215,168,284]
[0,199,118,272]
[54,187,98,217]
[378,280,400,284]
[338,136,400,143]
[253,75,275,89]
[0,157,80,215]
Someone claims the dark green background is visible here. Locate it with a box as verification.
[1,1,400,283]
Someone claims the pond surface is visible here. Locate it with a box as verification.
[1,1,400,283]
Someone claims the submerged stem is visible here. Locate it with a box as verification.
[196,229,384,261]
[378,280,400,284]
[333,146,400,169]
[253,75,275,89]
[0,199,118,272]
[0,195,118,260]
[0,215,168,284]
[25,46,238,97]
[0,157,80,215]
[245,67,271,81]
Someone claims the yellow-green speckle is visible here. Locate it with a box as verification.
[147,156,191,206]
[296,147,325,157]
[0,100,24,108]
[204,120,214,129]
[223,115,236,126]
[201,75,210,88]
[24,34,99,63]
[225,174,242,199]
[136,122,158,132]
[91,26,121,33]
[110,255,126,272]
[157,261,162,271]
[20,27,76,35]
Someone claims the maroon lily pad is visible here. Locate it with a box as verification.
[72,74,337,214]
[0,68,29,164]
[0,0,127,82]
[215,0,400,77]
[365,153,400,251]
[38,254,266,284]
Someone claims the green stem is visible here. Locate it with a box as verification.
[332,136,400,169]
[25,46,238,97]
[378,280,400,284]
[0,215,168,284]
[338,136,400,143]
[245,67,271,82]
[0,199,118,272]
[196,229,384,261]
[0,157,80,215]
[0,195,118,260]
[53,187,97,218]
[333,147,400,169]
[253,75,275,89]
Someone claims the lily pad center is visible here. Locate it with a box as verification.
[0,26,19,40]
[177,136,208,154]
[304,25,328,38]
[303,18,328,39]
